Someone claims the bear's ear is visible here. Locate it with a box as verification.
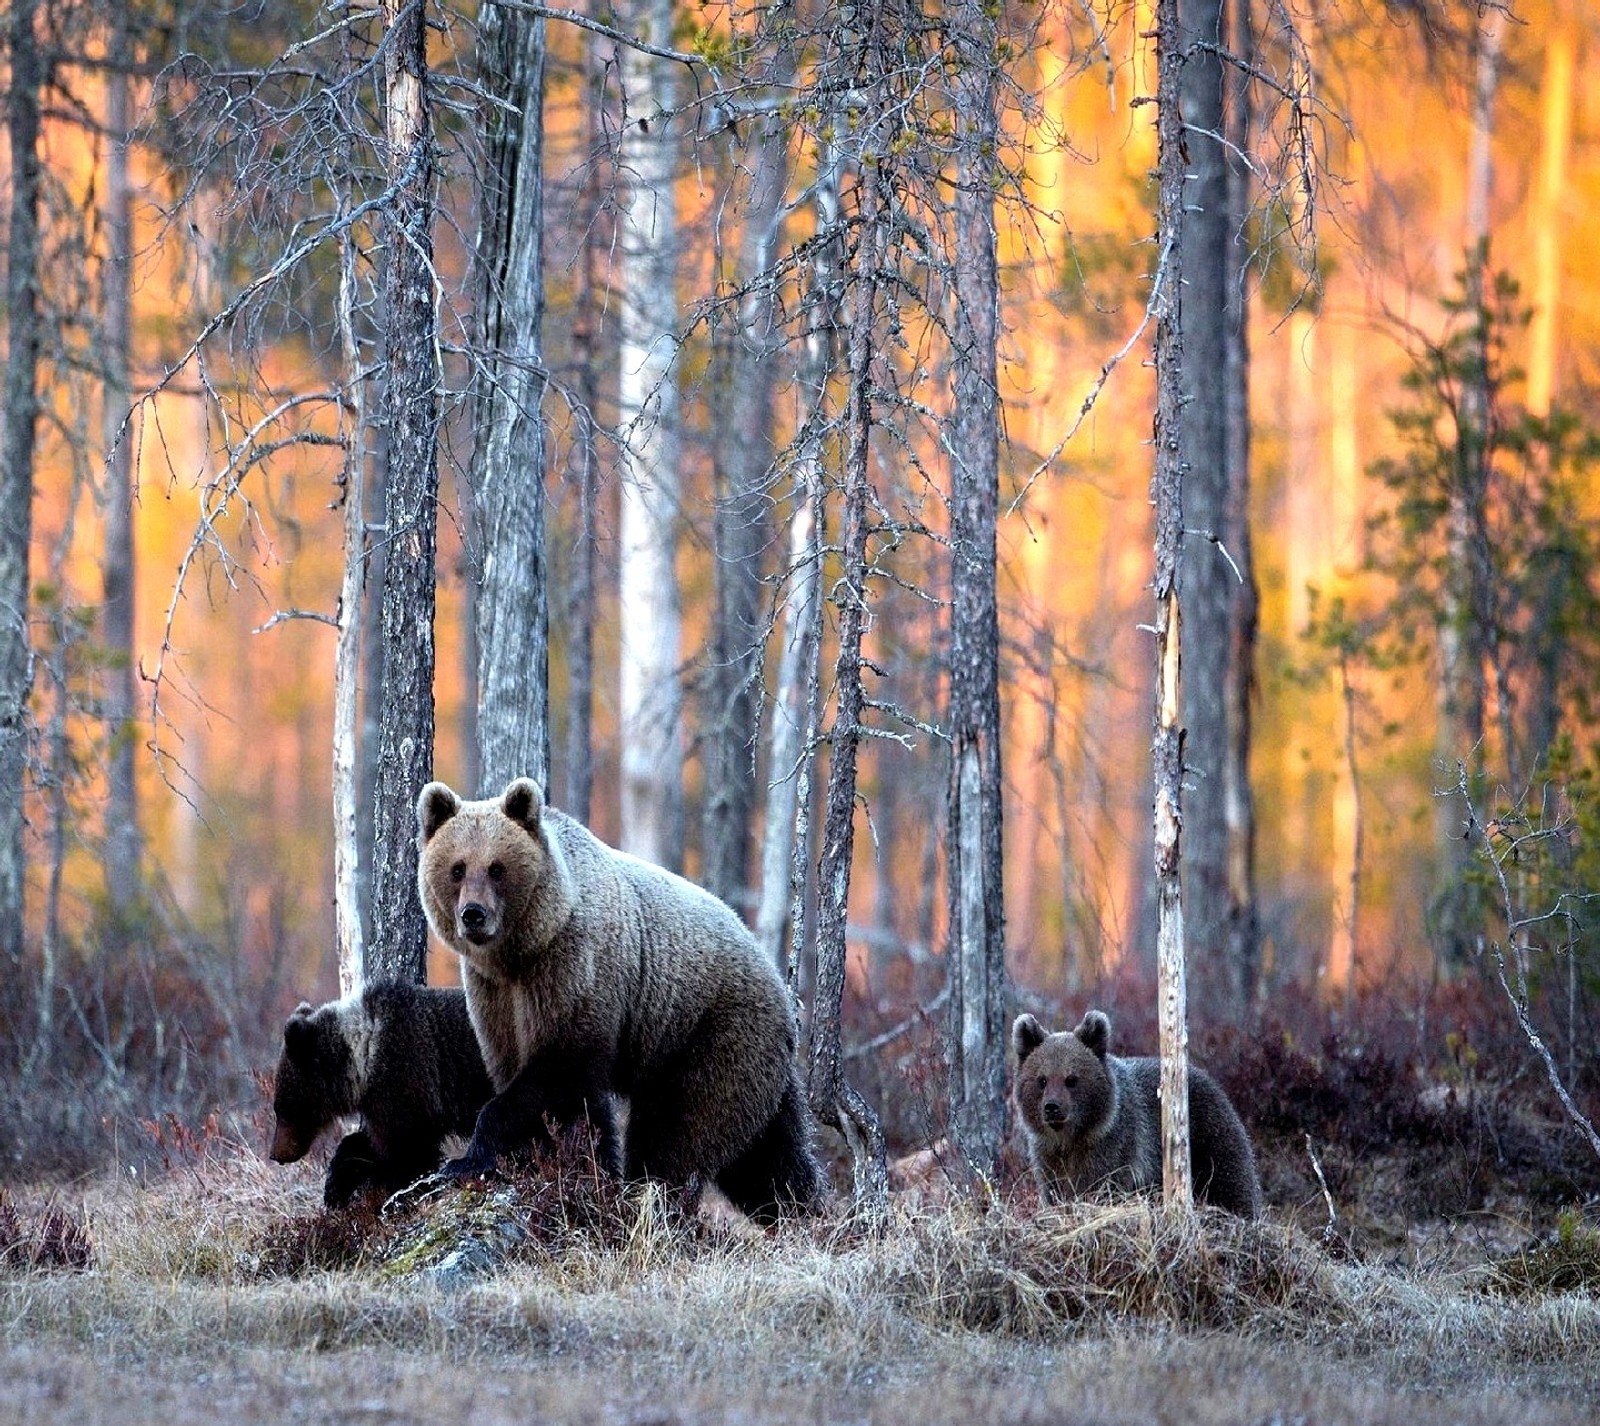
[501,778,544,836]
[1074,1009,1111,1058]
[1012,1013,1047,1063]
[417,782,461,845]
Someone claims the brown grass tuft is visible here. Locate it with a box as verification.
[0,1188,92,1272]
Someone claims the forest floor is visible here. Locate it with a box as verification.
[3,1129,1599,1426]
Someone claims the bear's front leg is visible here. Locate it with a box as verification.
[324,1128,381,1208]
[444,1045,619,1180]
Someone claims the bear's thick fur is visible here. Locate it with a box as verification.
[416,777,824,1222]
[1011,1010,1261,1218]
[270,980,492,1208]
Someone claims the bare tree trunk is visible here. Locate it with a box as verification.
[471,0,550,797]
[1433,6,1504,961]
[1526,13,1574,422]
[1175,0,1234,1017]
[1153,0,1192,1211]
[806,121,888,1220]
[616,0,683,870]
[564,28,606,825]
[101,13,141,923]
[702,117,787,912]
[756,496,820,973]
[0,0,42,964]
[756,140,840,973]
[367,0,439,986]
[358,416,387,949]
[332,184,368,997]
[1221,0,1259,1012]
[945,0,1008,1177]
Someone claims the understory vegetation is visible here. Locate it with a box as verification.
[3,971,1599,1424]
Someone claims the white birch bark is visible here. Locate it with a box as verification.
[616,0,683,870]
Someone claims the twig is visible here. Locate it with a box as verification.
[1304,1132,1339,1247]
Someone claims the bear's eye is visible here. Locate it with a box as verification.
[450,861,466,883]
[1036,1074,1047,1090]
[487,861,505,883]
[1062,1074,1079,1090]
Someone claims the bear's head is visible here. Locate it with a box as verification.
[269,1001,359,1163]
[1011,1010,1116,1145]
[417,778,570,965]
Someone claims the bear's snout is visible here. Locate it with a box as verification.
[1040,1098,1068,1129]
[458,900,499,943]
[270,1118,308,1163]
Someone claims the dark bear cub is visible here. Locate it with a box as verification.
[270,980,492,1208]
[1012,1009,1261,1218]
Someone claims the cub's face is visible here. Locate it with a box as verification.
[269,1004,352,1162]
[417,778,549,958]
[1012,1011,1115,1144]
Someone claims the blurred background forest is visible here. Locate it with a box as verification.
[2,0,1598,1191]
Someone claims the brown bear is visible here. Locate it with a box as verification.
[416,777,824,1223]
[270,980,492,1208]
[1011,1009,1261,1218]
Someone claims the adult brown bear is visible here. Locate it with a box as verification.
[416,777,824,1223]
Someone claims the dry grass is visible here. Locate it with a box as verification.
[1,1141,1598,1425]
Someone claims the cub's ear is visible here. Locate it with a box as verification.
[501,778,544,836]
[418,782,462,845]
[1074,1009,1111,1058]
[1012,1013,1047,1063]
[283,1011,316,1055]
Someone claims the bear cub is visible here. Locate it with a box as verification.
[1012,1009,1261,1218]
[270,980,492,1208]
[417,777,825,1223]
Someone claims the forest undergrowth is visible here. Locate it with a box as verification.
[2,972,1598,1424]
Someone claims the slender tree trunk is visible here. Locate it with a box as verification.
[945,0,1008,1176]
[702,117,787,912]
[101,14,141,922]
[807,100,888,1218]
[1526,13,1574,422]
[755,142,840,975]
[1433,6,1504,961]
[616,0,683,870]
[564,27,606,825]
[1221,0,1259,1010]
[1174,0,1234,1016]
[472,0,550,797]
[358,417,387,949]
[1153,0,1192,1211]
[367,0,439,986]
[332,198,368,996]
[0,0,42,964]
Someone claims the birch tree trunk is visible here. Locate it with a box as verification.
[702,117,787,912]
[332,180,368,995]
[945,0,1008,1176]
[471,0,550,797]
[101,13,141,922]
[1153,0,1193,1211]
[617,0,683,871]
[0,0,43,964]
[367,0,439,986]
